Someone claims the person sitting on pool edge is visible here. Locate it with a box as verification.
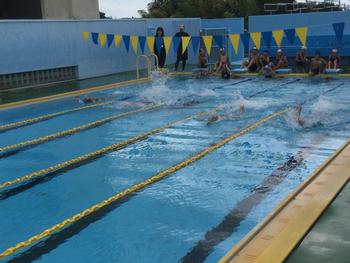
[259,50,276,78]
[309,50,327,76]
[274,49,288,70]
[295,46,308,73]
[196,48,209,78]
[215,48,230,72]
[242,47,261,73]
[328,49,341,69]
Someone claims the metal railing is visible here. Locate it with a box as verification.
[136,55,151,80]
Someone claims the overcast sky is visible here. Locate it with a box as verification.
[99,0,350,18]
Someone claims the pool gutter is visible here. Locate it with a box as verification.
[220,139,350,263]
[0,77,151,110]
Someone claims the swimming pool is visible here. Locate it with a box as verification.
[0,75,349,262]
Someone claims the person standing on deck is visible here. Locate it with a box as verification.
[154,27,166,68]
[175,25,190,71]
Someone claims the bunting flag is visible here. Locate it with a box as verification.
[155,37,163,53]
[82,31,90,41]
[91,32,99,45]
[272,30,284,47]
[114,34,122,48]
[229,34,240,55]
[163,37,172,54]
[333,22,345,43]
[202,35,213,56]
[123,35,130,52]
[130,36,139,54]
[284,28,295,45]
[250,32,261,49]
[99,33,107,47]
[262,31,272,48]
[191,36,201,54]
[172,37,181,53]
[213,35,224,49]
[139,36,146,54]
[147,36,155,53]
[240,33,250,51]
[107,34,114,48]
[181,36,191,54]
[296,27,308,47]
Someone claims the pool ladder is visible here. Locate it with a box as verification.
[136,54,159,80]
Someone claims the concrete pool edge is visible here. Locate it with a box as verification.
[220,138,350,263]
[0,77,151,110]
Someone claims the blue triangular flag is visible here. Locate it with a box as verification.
[139,36,146,54]
[122,35,130,52]
[240,33,250,51]
[107,34,114,48]
[284,29,295,45]
[333,22,345,43]
[155,37,163,53]
[262,31,272,48]
[213,35,224,48]
[173,37,181,53]
[191,36,201,53]
[91,32,99,45]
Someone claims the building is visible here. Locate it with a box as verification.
[0,0,100,19]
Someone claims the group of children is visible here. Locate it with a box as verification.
[196,46,341,79]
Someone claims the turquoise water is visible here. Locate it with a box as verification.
[0,75,349,262]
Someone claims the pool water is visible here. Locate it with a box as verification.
[0,75,349,263]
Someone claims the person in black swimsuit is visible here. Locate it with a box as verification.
[295,46,308,73]
[246,47,261,73]
[327,49,341,69]
[309,51,327,76]
[174,25,190,71]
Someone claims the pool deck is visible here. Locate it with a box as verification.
[286,181,350,263]
[220,139,350,263]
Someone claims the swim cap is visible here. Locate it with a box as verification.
[277,49,283,53]
[332,49,338,53]
[301,46,307,50]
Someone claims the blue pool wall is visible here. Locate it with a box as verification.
[0,11,349,81]
[249,11,350,58]
[201,18,245,63]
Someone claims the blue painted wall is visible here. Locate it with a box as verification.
[146,18,202,66]
[249,11,350,57]
[202,18,245,63]
[0,19,147,79]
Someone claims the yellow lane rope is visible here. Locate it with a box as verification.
[0,101,113,132]
[0,108,288,260]
[0,105,161,156]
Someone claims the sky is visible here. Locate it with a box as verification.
[99,0,350,18]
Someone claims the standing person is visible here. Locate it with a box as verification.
[175,25,190,71]
[154,27,166,68]
[295,46,308,73]
[328,49,341,69]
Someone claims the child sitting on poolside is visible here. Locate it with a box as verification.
[309,51,327,76]
[197,48,209,77]
[328,49,341,69]
[215,48,231,74]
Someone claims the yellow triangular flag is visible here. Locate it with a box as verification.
[114,34,122,47]
[296,27,308,47]
[229,34,240,55]
[250,32,261,49]
[202,36,213,56]
[82,32,89,41]
[99,33,107,47]
[130,36,139,54]
[163,37,172,54]
[147,36,155,54]
[272,30,284,47]
[181,36,191,55]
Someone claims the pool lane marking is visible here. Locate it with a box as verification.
[0,78,151,110]
[0,108,289,261]
[0,101,114,133]
[181,134,326,263]
[0,104,162,159]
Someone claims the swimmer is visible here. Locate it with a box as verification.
[207,114,220,124]
[207,102,246,125]
[239,101,245,113]
[294,104,305,126]
[76,96,104,104]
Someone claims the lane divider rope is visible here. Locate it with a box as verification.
[0,104,162,158]
[0,101,113,133]
[0,108,289,260]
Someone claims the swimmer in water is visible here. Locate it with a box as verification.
[294,104,305,126]
[207,102,246,125]
[76,96,104,104]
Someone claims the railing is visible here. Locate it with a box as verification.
[136,55,151,80]
[148,53,159,71]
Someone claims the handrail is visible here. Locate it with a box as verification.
[148,53,159,71]
[136,55,151,80]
